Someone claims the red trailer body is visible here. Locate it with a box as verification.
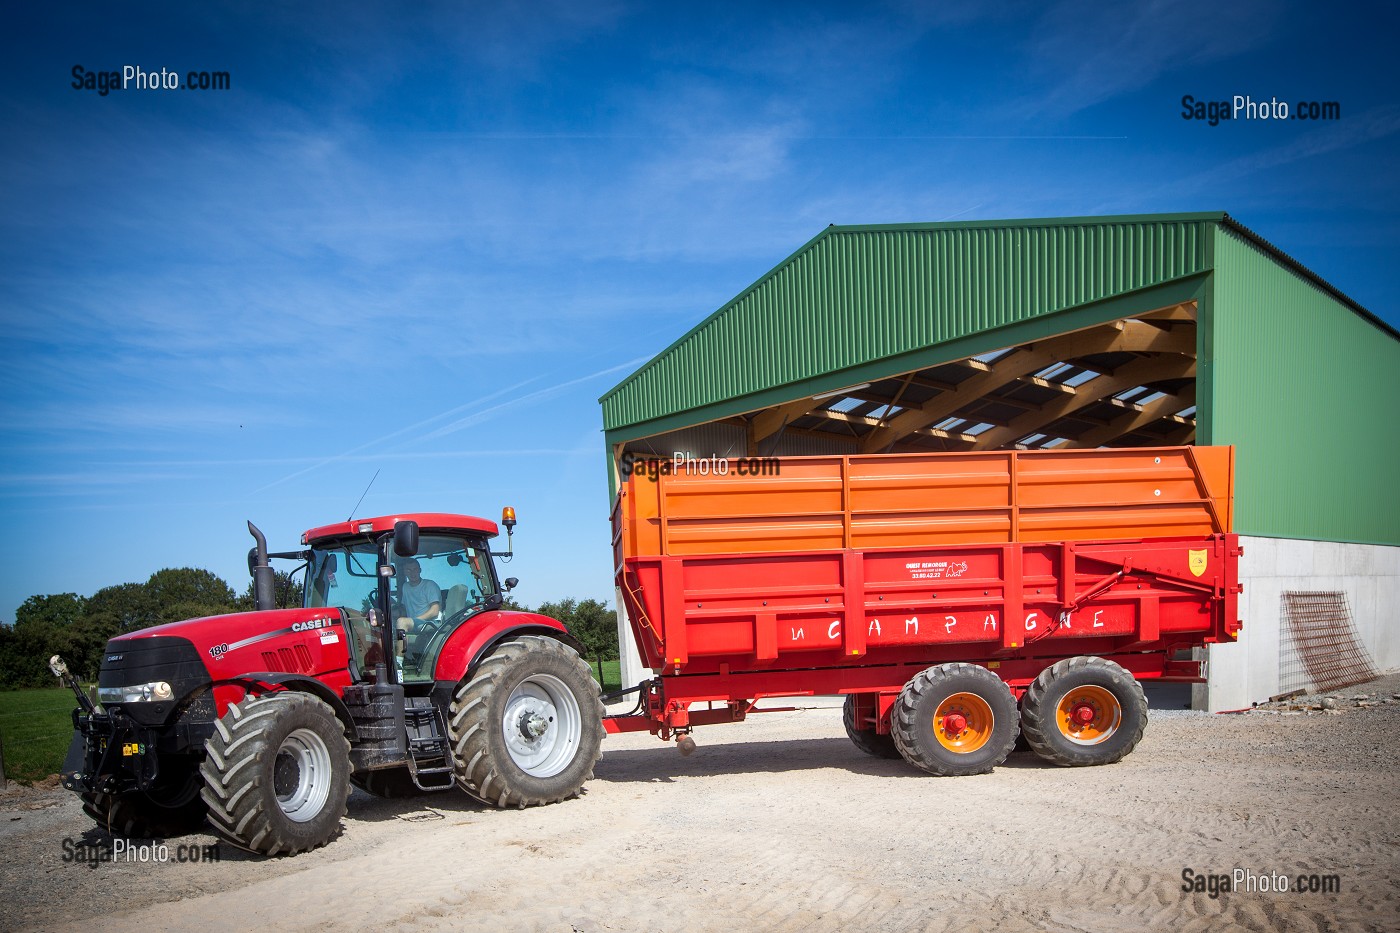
[606,446,1241,769]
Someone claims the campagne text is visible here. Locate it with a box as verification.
[1181,95,1340,126]
[71,65,231,96]
[619,452,781,483]
[62,837,221,869]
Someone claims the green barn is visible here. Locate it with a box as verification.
[601,213,1400,709]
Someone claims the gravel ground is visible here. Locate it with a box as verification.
[2,673,1397,933]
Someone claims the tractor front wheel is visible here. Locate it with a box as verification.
[200,692,351,856]
[448,635,604,808]
[891,662,1018,776]
[80,762,208,838]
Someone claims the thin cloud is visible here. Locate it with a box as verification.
[1013,0,1276,119]
[418,356,649,441]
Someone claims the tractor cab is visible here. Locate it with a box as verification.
[295,512,516,685]
[305,531,501,682]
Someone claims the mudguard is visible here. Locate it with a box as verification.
[433,609,583,682]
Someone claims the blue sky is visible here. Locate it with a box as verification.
[2,1,1396,624]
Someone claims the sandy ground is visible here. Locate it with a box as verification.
[2,677,1398,933]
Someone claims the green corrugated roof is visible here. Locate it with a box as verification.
[601,211,1398,547]
[602,212,1230,435]
[601,211,1394,440]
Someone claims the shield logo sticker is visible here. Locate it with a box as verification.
[1188,549,1208,577]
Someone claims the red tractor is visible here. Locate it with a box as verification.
[52,511,604,856]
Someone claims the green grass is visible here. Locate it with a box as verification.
[0,687,80,785]
[585,659,623,694]
[0,662,626,787]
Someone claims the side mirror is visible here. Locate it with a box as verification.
[504,577,518,592]
[393,520,419,557]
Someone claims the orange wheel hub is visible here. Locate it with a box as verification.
[1055,685,1122,745]
[933,692,994,753]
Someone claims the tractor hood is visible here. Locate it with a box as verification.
[116,607,349,678]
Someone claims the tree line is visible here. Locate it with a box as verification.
[0,568,619,689]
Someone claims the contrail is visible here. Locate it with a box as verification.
[249,373,545,494]
[250,357,647,494]
[418,357,647,441]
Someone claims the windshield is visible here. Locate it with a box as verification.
[306,533,497,617]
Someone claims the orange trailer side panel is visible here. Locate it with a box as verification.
[615,446,1233,561]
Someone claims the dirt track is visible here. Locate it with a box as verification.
[2,678,1398,933]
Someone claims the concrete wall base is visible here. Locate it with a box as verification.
[1195,537,1400,712]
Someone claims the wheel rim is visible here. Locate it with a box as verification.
[273,728,334,822]
[1056,685,1122,745]
[502,673,582,778]
[933,692,995,753]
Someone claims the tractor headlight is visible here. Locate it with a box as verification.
[97,681,174,704]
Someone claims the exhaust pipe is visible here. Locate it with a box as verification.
[247,521,276,612]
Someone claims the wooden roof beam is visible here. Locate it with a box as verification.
[860,320,1192,452]
[1136,301,1198,323]
[1060,384,1197,448]
[968,355,1197,451]
[751,396,824,442]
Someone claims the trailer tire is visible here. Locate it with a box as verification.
[891,663,1018,776]
[80,765,208,838]
[448,635,603,808]
[842,695,900,759]
[1020,656,1147,767]
[200,692,351,856]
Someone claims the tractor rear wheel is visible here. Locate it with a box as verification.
[80,763,207,837]
[1020,656,1147,767]
[842,695,900,759]
[448,635,604,808]
[200,692,351,856]
[891,662,1018,776]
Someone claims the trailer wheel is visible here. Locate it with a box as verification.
[200,692,351,856]
[842,695,900,759]
[891,663,1018,776]
[448,635,604,808]
[80,765,208,838]
[1020,656,1147,767]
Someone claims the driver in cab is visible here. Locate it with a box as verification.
[396,559,442,648]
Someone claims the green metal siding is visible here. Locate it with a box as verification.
[1210,226,1400,545]
[602,215,1216,434]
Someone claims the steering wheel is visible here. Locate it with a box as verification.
[412,618,443,641]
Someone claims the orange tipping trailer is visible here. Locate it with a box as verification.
[605,446,1242,775]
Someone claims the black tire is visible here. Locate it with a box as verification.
[351,767,427,799]
[200,692,351,856]
[1020,656,1148,767]
[842,695,900,759]
[80,763,208,837]
[891,662,1018,776]
[448,635,604,808]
